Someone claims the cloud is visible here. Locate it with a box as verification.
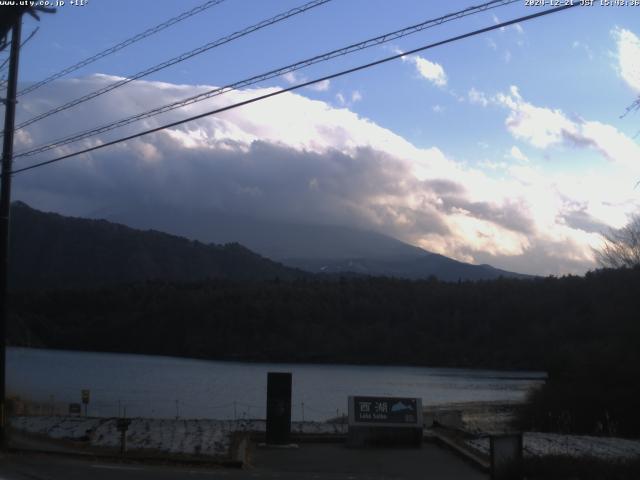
[468,87,489,107]
[413,56,447,86]
[572,40,594,60]
[282,71,330,91]
[400,53,447,87]
[612,27,640,92]
[559,204,609,234]
[282,72,298,84]
[308,79,331,92]
[508,146,528,163]
[495,85,640,169]
[495,86,578,148]
[12,75,640,276]
[336,90,362,107]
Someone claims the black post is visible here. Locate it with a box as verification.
[120,428,127,455]
[0,14,22,450]
[265,372,292,445]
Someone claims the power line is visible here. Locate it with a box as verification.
[9,3,579,177]
[15,0,519,160]
[0,56,10,75]
[0,26,38,75]
[621,96,639,118]
[12,0,333,132]
[16,0,227,97]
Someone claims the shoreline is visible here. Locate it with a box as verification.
[7,345,549,375]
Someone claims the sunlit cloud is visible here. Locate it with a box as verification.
[494,85,640,170]
[508,146,528,163]
[12,75,640,276]
[612,27,640,92]
[397,50,447,87]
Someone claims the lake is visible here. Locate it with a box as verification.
[8,347,545,421]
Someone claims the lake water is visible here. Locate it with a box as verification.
[8,347,545,421]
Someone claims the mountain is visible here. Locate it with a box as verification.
[102,204,531,281]
[283,256,529,282]
[8,202,305,290]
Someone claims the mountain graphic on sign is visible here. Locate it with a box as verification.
[390,401,414,413]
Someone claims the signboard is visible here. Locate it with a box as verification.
[265,372,292,445]
[81,389,90,404]
[349,396,423,427]
[68,403,81,415]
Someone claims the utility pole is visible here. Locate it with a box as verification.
[0,13,22,451]
[0,5,53,450]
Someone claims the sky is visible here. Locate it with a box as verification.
[2,0,640,276]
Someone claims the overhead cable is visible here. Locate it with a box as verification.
[16,0,518,159]
[17,0,228,97]
[9,3,579,176]
[12,0,333,131]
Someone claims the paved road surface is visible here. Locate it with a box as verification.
[251,443,487,479]
[0,443,488,480]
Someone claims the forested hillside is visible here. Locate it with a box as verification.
[9,267,640,436]
[9,202,305,290]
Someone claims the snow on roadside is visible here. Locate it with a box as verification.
[10,416,347,457]
[11,416,99,440]
[467,432,640,460]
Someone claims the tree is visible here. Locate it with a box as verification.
[596,215,640,268]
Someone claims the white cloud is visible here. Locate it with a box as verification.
[468,87,489,107]
[573,40,594,60]
[508,146,528,163]
[282,72,298,84]
[282,71,330,92]
[401,54,447,87]
[308,79,331,92]
[335,90,362,107]
[12,75,640,276]
[612,27,640,92]
[432,105,444,113]
[495,85,578,148]
[413,56,447,86]
[492,14,506,32]
[504,50,512,63]
[495,85,640,170]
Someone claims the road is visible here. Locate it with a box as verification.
[0,443,488,480]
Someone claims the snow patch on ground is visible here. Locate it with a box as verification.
[467,432,640,460]
[10,416,347,457]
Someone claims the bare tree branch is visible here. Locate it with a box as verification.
[596,215,640,269]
